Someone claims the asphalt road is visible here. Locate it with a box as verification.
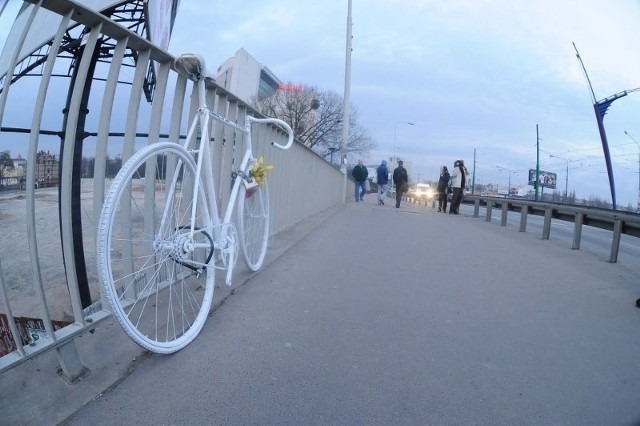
[60,196,640,425]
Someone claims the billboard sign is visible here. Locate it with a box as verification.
[146,0,180,51]
[278,83,304,92]
[528,169,557,189]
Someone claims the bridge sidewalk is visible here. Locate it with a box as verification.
[3,194,640,425]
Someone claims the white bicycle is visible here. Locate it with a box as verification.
[96,54,293,354]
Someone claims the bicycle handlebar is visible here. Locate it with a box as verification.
[246,116,295,150]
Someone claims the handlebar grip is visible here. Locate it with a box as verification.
[246,117,294,150]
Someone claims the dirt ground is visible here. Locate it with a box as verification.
[0,183,101,322]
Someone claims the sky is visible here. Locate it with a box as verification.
[168,0,640,209]
[0,1,639,208]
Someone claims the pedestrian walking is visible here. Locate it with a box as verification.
[376,160,389,205]
[436,165,450,213]
[392,160,409,208]
[352,159,369,202]
[449,159,469,215]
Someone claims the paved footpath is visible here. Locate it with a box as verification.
[4,195,640,425]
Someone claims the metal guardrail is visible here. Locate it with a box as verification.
[401,192,640,263]
[0,0,344,378]
[464,196,640,263]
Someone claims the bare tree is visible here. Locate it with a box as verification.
[251,85,376,165]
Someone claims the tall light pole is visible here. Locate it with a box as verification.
[392,146,401,166]
[549,154,569,202]
[624,130,640,212]
[392,121,414,188]
[340,0,353,204]
[496,166,517,197]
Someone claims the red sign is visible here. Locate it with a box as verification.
[278,83,304,92]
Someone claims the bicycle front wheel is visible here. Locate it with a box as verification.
[97,142,214,354]
[237,179,270,271]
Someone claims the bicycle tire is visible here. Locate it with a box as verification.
[237,178,270,271]
[97,142,214,354]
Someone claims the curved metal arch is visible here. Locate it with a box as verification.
[573,43,639,210]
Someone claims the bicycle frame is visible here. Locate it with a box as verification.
[160,67,293,285]
[96,53,293,353]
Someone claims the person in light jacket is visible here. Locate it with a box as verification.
[449,159,468,215]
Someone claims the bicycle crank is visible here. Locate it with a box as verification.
[213,223,239,286]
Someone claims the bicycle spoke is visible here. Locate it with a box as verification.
[237,180,270,271]
[98,143,215,354]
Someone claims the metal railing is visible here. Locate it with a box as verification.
[401,192,640,263]
[401,193,640,264]
[466,196,640,263]
[0,0,344,378]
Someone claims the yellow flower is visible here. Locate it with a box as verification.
[250,156,274,187]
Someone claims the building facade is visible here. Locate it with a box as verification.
[215,48,281,104]
[34,150,58,188]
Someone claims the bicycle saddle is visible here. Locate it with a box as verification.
[174,53,208,80]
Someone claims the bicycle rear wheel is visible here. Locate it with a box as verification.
[237,179,270,271]
[97,142,214,354]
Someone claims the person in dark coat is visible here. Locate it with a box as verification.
[376,160,389,205]
[351,159,369,202]
[436,165,450,213]
[392,160,409,208]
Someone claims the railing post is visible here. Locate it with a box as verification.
[55,341,86,382]
[542,207,552,239]
[572,213,583,250]
[609,219,622,263]
[501,202,508,226]
[485,200,492,222]
[519,205,528,232]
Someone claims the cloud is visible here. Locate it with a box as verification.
[166,0,640,207]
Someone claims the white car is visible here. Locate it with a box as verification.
[413,183,434,201]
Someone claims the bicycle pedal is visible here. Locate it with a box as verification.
[225,255,235,286]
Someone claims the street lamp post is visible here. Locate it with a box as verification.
[392,121,414,189]
[340,0,353,204]
[392,146,401,166]
[549,154,569,203]
[624,130,640,212]
[496,166,517,197]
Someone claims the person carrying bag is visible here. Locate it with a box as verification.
[392,160,409,208]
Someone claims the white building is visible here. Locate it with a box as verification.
[215,48,282,104]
